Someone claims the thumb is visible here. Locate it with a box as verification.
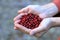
[30,26,45,36]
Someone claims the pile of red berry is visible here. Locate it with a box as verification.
[19,13,42,29]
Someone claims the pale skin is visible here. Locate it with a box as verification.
[50,17,60,26]
[30,17,60,36]
[13,0,60,37]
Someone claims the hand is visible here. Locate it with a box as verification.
[14,4,58,22]
[30,18,53,36]
[18,4,58,18]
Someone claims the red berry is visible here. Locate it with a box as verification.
[19,13,42,29]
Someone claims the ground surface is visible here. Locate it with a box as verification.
[0,0,60,40]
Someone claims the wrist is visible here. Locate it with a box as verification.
[53,0,60,12]
[50,17,60,27]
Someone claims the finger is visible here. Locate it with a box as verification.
[14,26,19,30]
[30,27,45,36]
[18,7,29,14]
[14,20,31,34]
[14,13,27,21]
[14,20,20,24]
[28,8,38,15]
[35,30,48,37]
[14,20,20,30]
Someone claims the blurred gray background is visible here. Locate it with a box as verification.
[0,0,60,40]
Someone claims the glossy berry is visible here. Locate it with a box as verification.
[19,13,42,29]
